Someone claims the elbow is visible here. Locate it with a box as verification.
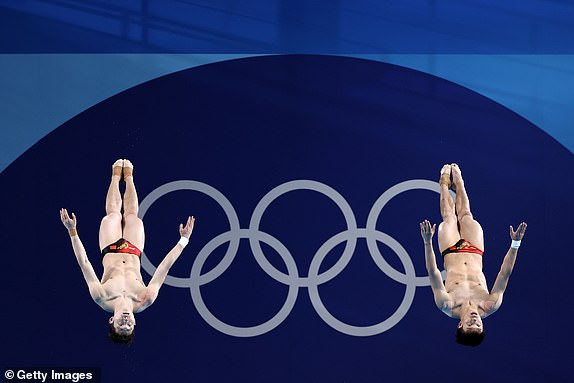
[77,255,89,266]
[500,268,512,278]
[428,269,442,281]
[425,264,437,275]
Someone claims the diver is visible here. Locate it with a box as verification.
[60,159,195,344]
[420,163,527,346]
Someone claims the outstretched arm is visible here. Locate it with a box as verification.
[420,220,450,310]
[490,222,527,307]
[140,216,195,311]
[60,208,103,302]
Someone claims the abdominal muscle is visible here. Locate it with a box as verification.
[98,253,147,311]
[443,252,491,311]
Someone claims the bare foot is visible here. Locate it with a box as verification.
[123,159,134,178]
[112,159,123,178]
[439,164,451,187]
[450,163,463,188]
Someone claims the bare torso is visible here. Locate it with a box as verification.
[97,253,148,313]
[442,252,498,318]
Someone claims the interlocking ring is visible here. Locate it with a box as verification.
[139,179,449,337]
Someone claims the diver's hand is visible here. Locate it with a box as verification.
[60,208,77,231]
[179,216,195,238]
[420,220,436,244]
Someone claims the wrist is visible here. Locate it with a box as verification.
[68,228,78,237]
[178,236,189,248]
[511,239,521,249]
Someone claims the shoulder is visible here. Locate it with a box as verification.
[92,293,113,312]
[436,297,456,318]
[134,288,158,313]
[482,293,503,317]
[88,283,105,303]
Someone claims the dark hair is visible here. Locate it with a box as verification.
[456,327,485,347]
[108,323,135,345]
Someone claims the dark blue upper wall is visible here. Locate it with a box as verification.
[1,0,573,53]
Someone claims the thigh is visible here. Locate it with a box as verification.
[99,213,123,251]
[458,216,484,251]
[438,218,461,253]
[122,214,145,251]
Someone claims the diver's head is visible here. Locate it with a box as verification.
[456,311,484,346]
[108,311,136,344]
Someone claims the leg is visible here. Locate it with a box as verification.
[437,164,460,252]
[99,159,124,251]
[450,164,484,250]
[121,160,145,251]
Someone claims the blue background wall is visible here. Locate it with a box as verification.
[1,2,573,382]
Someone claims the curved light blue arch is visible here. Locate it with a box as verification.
[364,54,574,153]
[1,54,572,173]
[0,54,253,173]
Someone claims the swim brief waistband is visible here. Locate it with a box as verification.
[441,239,484,257]
[101,238,142,258]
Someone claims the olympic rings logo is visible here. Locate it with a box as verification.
[139,179,449,337]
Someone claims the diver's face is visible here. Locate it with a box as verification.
[459,311,483,333]
[109,312,136,335]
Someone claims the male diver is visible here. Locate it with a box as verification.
[420,163,527,346]
[60,159,195,343]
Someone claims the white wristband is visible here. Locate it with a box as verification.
[178,236,189,248]
[511,240,521,249]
